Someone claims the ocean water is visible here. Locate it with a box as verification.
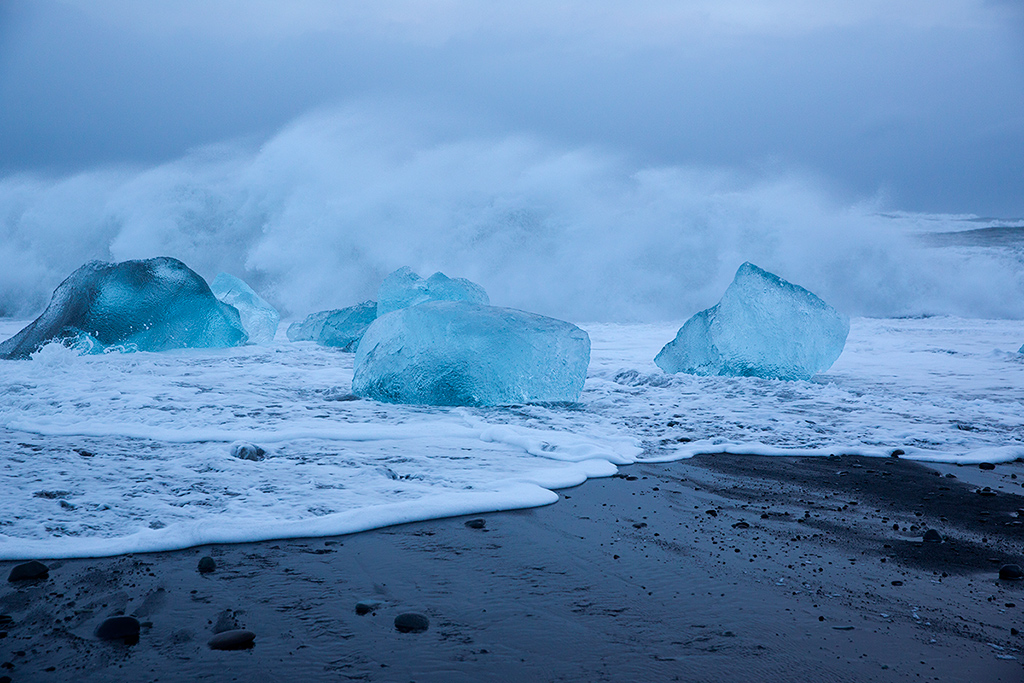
[1,314,1022,560]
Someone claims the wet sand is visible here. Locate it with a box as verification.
[2,454,1022,682]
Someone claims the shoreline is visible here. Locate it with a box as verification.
[2,453,1022,682]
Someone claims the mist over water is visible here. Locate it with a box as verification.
[2,104,1022,322]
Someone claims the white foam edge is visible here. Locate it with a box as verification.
[639,441,1024,464]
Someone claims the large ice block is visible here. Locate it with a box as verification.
[655,262,849,380]
[210,273,280,344]
[376,267,489,317]
[352,301,590,406]
[0,257,247,359]
[286,301,377,351]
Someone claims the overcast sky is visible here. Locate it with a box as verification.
[1,0,1023,215]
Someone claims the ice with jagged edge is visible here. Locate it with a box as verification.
[656,262,849,380]
[210,273,280,344]
[377,266,489,316]
[353,301,590,406]
[0,257,246,359]
[287,301,377,351]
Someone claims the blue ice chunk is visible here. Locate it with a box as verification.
[0,257,247,359]
[376,267,488,317]
[286,301,377,351]
[655,262,849,380]
[287,309,334,342]
[210,273,280,344]
[352,301,590,406]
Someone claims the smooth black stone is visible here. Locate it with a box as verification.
[890,449,905,458]
[464,519,486,529]
[355,600,381,616]
[7,560,48,582]
[979,462,996,470]
[394,612,430,633]
[231,443,266,461]
[999,564,1023,580]
[208,629,256,650]
[922,529,943,543]
[95,616,141,644]
[197,556,217,574]
[0,675,10,683]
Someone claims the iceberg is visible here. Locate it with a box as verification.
[352,301,590,406]
[0,257,247,359]
[286,301,377,351]
[655,262,849,381]
[210,273,280,344]
[376,267,489,317]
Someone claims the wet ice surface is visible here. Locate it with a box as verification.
[1,316,1022,558]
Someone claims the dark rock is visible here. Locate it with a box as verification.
[394,612,430,633]
[979,462,996,470]
[7,560,48,582]
[231,443,266,461]
[922,529,943,543]
[0,675,10,683]
[891,580,904,586]
[208,629,255,650]
[978,487,997,497]
[355,600,382,616]
[197,556,217,574]
[95,616,140,644]
[705,509,717,517]
[999,564,1023,580]
[890,449,904,458]
[732,521,750,529]
[464,518,486,529]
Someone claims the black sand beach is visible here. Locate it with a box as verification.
[2,454,1022,682]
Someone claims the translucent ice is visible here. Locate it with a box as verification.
[376,267,489,317]
[353,301,590,406]
[655,262,849,380]
[286,301,377,351]
[210,273,280,344]
[0,257,247,359]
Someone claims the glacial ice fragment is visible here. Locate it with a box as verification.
[376,267,488,317]
[0,257,247,359]
[352,301,590,406]
[286,301,377,351]
[211,273,280,344]
[655,262,849,380]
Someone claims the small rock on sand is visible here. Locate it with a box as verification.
[95,616,141,644]
[979,462,995,470]
[198,556,217,574]
[922,529,943,543]
[208,629,256,650]
[7,561,49,582]
[355,600,382,615]
[999,564,1023,580]
[464,519,486,529]
[395,613,430,633]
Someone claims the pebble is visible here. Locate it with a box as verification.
[355,600,382,616]
[922,529,943,543]
[890,449,904,458]
[7,560,48,582]
[197,556,217,574]
[464,519,486,529]
[208,629,256,650]
[732,521,750,529]
[978,462,995,470]
[394,612,430,633]
[95,616,141,644]
[999,564,1023,581]
[230,443,266,461]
